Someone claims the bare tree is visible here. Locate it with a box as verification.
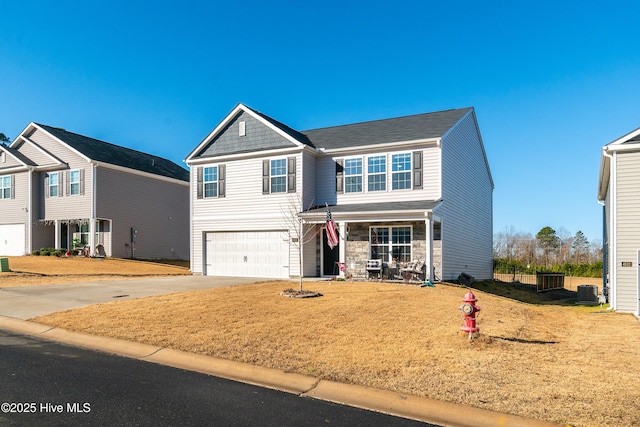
[280,194,322,292]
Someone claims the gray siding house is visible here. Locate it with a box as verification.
[186,104,493,281]
[0,123,190,259]
[598,127,640,314]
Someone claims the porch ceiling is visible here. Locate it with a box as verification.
[299,200,441,223]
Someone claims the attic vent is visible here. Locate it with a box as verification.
[239,121,246,137]
[151,159,155,166]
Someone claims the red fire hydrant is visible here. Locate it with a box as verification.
[459,290,481,339]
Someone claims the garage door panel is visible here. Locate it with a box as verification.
[205,231,289,278]
[0,224,26,256]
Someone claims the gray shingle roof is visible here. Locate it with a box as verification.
[37,124,189,182]
[301,107,472,150]
[1,143,37,166]
[301,200,441,215]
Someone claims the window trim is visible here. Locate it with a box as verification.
[391,152,412,191]
[269,158,288,194]
[0,175,11,199]
[369,225,413,263]
[69,169,81,196]
[366,155,387,192]
[49,172,60,197]
[344,156,363,193]
[203,166,218,198]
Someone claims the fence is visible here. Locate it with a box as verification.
[494,270,565,292]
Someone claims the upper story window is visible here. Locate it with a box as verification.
[197,164,225,199]
[49,172,60,197]
[337,151,422,195]
[0,175,11,199]
[69,169,81,195]
[270,159,287,193]
[367,155,386,191]
[344,158,363,193]
[391,153,411,190]
[203,166,218,198]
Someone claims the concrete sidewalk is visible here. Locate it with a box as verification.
[0,276,565,427]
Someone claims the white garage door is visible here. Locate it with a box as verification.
[205,231,290,278]
[0,224,26,256]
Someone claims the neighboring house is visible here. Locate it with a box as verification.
[598,126,640,314]
[0,123,190,259]
[186,104,493,281]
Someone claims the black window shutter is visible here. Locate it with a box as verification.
[336,159,344,194]
[287,157,296,193]
[262,160,270,194]
[79,169,85,195]
[196,167,203,199]
[44,175,49,198]
[62,171,67,197]
[218,164,226,198]
[413,151,423,190]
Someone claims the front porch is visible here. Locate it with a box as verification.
[35,218,112,256]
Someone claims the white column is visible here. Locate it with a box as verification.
[89,219,96,257]
[425,217,433,282]
[54,220,61,249]
[338,222,347,277]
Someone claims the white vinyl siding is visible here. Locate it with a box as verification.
[438,111,493,280]
[613,151,640,312]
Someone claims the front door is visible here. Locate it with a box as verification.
[322,229,339,276]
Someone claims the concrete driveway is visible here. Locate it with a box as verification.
[0,276,263,319]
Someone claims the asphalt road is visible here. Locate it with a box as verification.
[0,329,434,426]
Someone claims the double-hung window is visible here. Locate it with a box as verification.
[49,172,60,197]
[69,169,81,195]
[203,166,218,198]
[391,153,411,190]
[367,155,386,191]
[344,158,363,193]
[270,159,287,193]
[0,175,10,199]
[370,226,412,263]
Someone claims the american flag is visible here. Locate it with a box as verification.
[325,209,339,250]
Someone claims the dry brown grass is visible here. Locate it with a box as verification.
[0,256,189,287]
[30,278,640,427]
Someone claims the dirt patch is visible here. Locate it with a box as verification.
[31,278,640,427]
[0,256,189,287]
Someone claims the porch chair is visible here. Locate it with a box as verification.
[366,259,383,281]
[401,260,425,283]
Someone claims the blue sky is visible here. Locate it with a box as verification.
[1,1,638,244]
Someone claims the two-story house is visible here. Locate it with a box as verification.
[186,104,493,281]
[0,123,190,259]
[598,126,640,314]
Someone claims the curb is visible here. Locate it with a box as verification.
[0,315,564,427]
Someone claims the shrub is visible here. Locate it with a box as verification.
[32,249,41,256]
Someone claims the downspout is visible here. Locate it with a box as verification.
[601,148,615,308]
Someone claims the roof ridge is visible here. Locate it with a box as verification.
[301,107,473,133]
